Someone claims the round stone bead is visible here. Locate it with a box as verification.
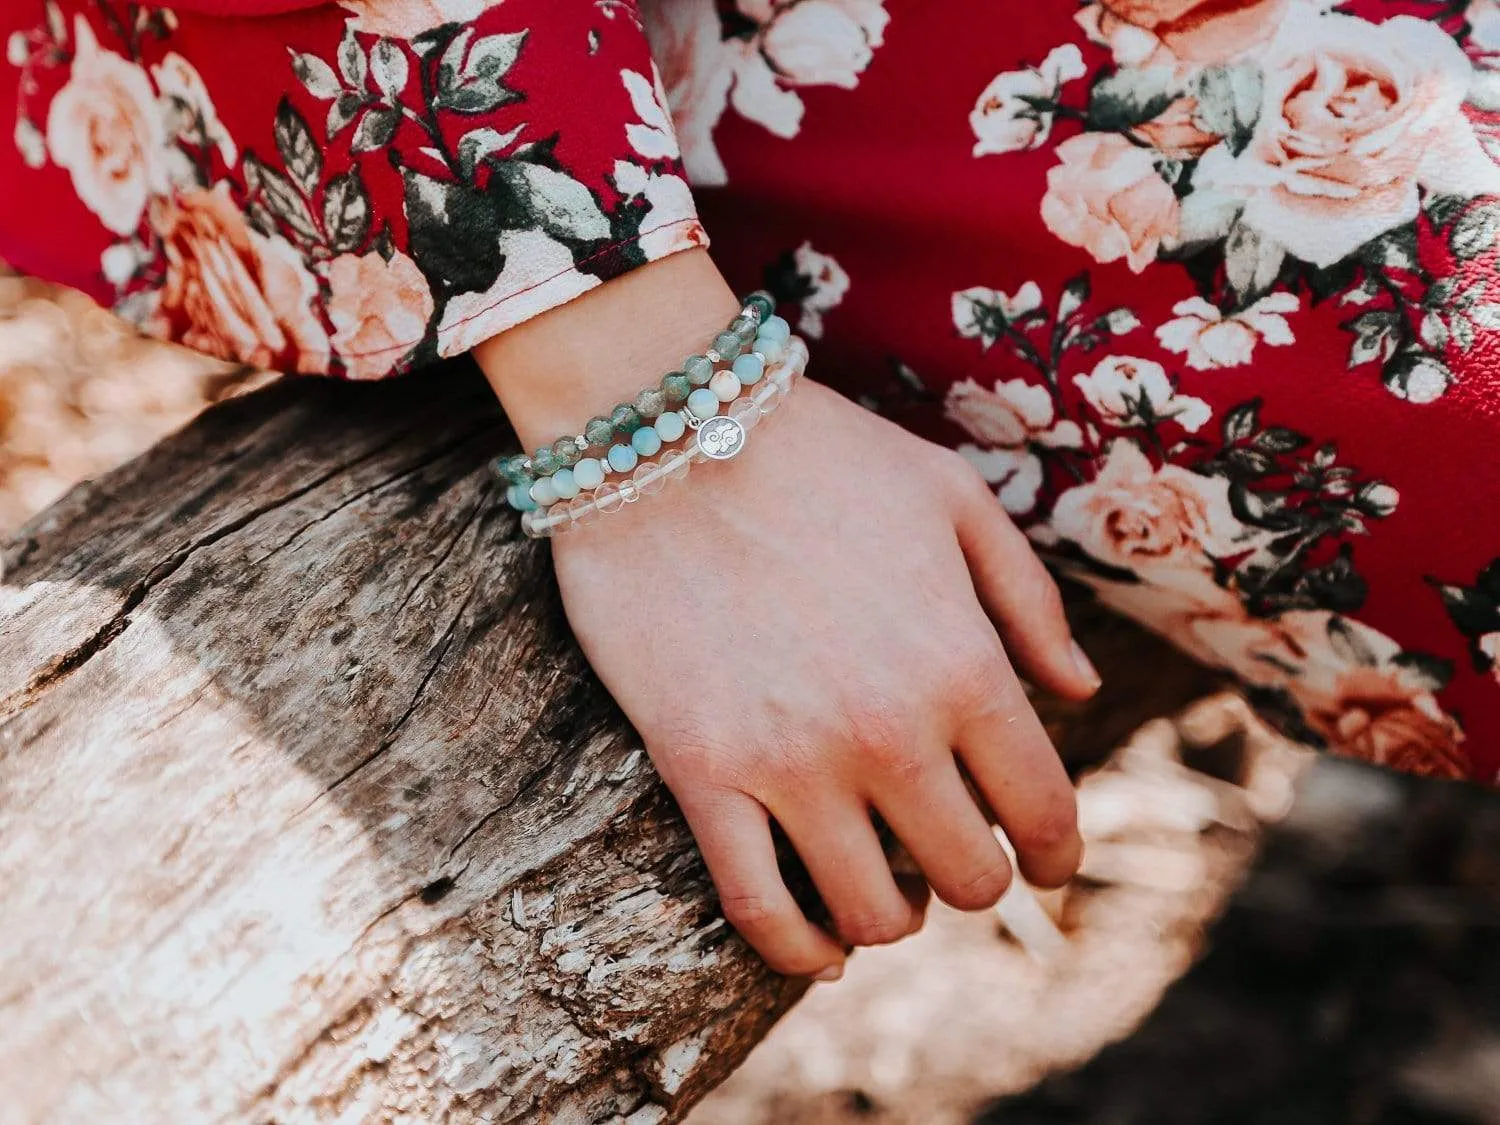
[530,445,559,477]
[506,483,538,511]
[594,482,623,514]
[709,369,741,403]
[654,410,686,443]
[754,334,785,363]
[551,467,580,500]
[529,475,559,507]
[745,291,775,321]
[732,352,765,385]
[552,436,582,468]
[632,426,663,457]
[494,454,532,485]
[634,387,666,420]
[607,443,638,473]
[661,372,692,403]
[585,416,615,449]
[713,331,743,360]
[572,457,605,490]
[683,355,714,386]
[686,387,720,421]
[758,315,791,342]
[609,403,641,435]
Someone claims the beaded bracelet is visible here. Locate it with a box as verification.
[518,335,809,538]
[492,291,786,510]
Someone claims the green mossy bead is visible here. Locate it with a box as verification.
[585,416,615,449]
[493,454,532,485]
[530,445,559,477]
[552,436,582,467]
[745,291,775,321]
[634,387,666,420]
[610,402,642,434]
[730,315,758,344]
[661,372,692,402]
[713,331,743,360]
[683,355,714,385]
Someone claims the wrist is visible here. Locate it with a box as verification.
[472,249,741,450]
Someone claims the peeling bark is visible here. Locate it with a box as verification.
[0,364,1218,1123]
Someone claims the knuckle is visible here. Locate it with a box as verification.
[718,891,785,932]
[840,697,923,780]
[942,859,1013,911]
[1012,792,1081,855]
[839,908,915,948]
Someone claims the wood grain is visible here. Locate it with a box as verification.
[0,363,1219,1123]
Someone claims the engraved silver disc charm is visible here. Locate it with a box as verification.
[697,415,747,461]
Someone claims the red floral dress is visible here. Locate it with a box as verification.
[5,0,1500,783]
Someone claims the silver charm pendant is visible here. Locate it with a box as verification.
[697,415,747,460]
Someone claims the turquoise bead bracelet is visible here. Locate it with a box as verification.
[520,334,809,538]
[493,292,787,507]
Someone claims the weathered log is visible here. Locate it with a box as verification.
[0,362,1221,1123]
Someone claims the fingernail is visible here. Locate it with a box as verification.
[812,964,844,982]
[1070,641,1102,691]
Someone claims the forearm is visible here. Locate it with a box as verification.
[472,249,741,450]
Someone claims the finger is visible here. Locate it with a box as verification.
[870,753,1015,911]
[950,472,1101,701]
[776,797,923,948]
[680,790,846,979]
[955,671,1082,888]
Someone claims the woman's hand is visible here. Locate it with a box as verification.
[476,251,1100,980]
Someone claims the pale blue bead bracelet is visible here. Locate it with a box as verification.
[502,303,795,517]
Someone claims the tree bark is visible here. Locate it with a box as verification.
[0,364,1221,1124]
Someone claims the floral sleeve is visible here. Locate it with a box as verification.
[1,0,707,379]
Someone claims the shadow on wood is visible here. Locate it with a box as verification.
[0,362,1222,1123]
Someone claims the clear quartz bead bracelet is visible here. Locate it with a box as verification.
[519,335,809,539]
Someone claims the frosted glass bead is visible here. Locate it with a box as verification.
[686,388,720,420]
[585,416,615,449]
[567,498,596,526]
[634,387,665,419]
[551,467,579,500]
[529,476,559,507]
[573,457,605,490]
[661,372,692,402]
[607,443,638,472]
[506,483,537,511]
[683,355,714,385]
[754,335,785,363]
[713,331,743,360]
[594,482,623,514]
[633,461,666,496]
[759,315,791,342]
[732,352,765,385]
[660,449,691,481]
[728,397,761,433]
[655,411,686,443]
[632,426,663,456]
[709,370,740,402]
[788,335,810,371]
